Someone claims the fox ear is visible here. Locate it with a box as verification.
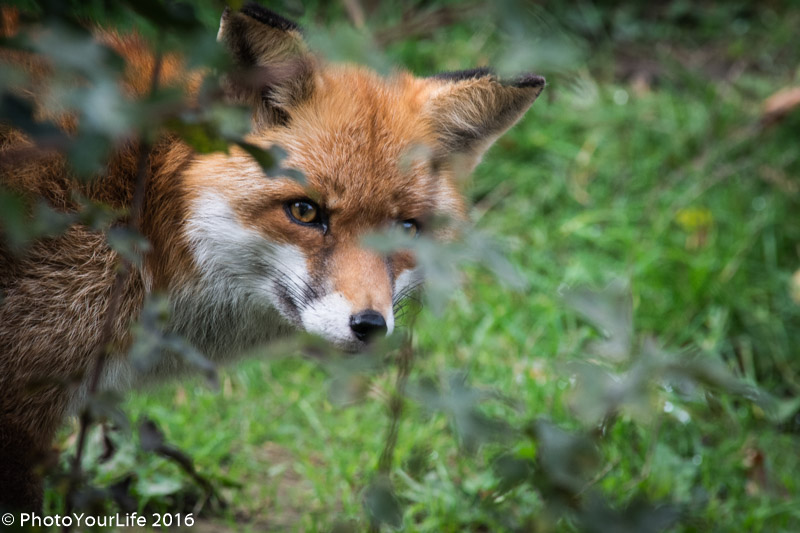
[217,3,315,125]
[424,68,545,171]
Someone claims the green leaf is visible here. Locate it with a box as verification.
[762,395,800,424]
[492,453,536,493]
[577,495,680,533]
[236,142,306,183]
[167,118,229,154]
[86,391,130,433]
[363,223,526,315]
[409,373,512,453]
[106,226,151,267]
[138,418,166,452]
[562,278,633,362]
[363,475,404,529]
[530,420,600,494]
[129,294,218,387]
[0,187,29,251]
[136,474,184,498]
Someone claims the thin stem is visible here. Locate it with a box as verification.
[377,338,414,474]
[368,333,416,533]
[63,34,164,531]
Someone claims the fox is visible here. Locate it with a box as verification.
[0,3,544,510]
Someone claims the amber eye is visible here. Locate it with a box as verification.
[286,200,321,225]
[397,219,419,238]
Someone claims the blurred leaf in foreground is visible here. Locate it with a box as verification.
[363,475,404,530]
[530,419,600,496]
[364,222,526,315]
[411,373,512,453]
[128,294,218,388]
[577,495,680,533]
[561,278,633,362]
[236,142,305,183]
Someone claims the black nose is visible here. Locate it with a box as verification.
[349,310,388,342]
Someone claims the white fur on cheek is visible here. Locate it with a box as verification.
[185,193,313,315]
[393,268,422,301]
[175,193,313,360]
[384,304,394,337]
[186,193,260,272]
[268,243,312,310]
[389,267,422,332]
[300,292,356,347]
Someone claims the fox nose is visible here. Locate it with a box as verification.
[349,310,388,342]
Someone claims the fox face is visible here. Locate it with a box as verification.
[0,3,545,511]
[171,4,544,354]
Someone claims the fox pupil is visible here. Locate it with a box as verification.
[289,200,319,223]
[400,220,419,238]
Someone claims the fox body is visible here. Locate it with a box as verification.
[0,4,543,509]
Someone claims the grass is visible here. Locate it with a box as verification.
[41,1,800,531]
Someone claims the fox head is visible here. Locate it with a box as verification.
[175,4,544,353]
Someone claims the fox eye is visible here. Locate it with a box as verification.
[286,200,321,225]
[397,219,419,238]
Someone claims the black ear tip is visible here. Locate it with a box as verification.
[432,67,496,82]
[510,73,546,89]
[239,2,300,32]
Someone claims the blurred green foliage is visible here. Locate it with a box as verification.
[2,0,800,531]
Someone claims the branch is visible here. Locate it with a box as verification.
[368,335,415,533]
[63,34,164,531]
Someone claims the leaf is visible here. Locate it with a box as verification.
[136,474,184,498]
[0,186,29,251]
[327,373,372,407]
[530,420,600,494]
[138,416,220,503]
[108,475,137,513]
[138,418,166,452]
[236,142,306,183]
[67,130,115,177]
[363,223,526,315]
[577,495,681,533]
[106,226,151,266]
[409,373,512,453]
[493,453,535,493]
[562,279,633,361]
[654,342,764,404]
[322,352,386,407]
[567,361,646,425]
[29,23,125,83]
[75,196,124,231]
[86,391,130,433]
[0,92,66,145]
[161,331,219,388]
[30,200,77,238]
[363,475,404,529]
[765,396,800,424]
[166,118,229,154]
[129,294,218,387]
[98,426,117,464]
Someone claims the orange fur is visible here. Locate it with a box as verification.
[0,3,543,510]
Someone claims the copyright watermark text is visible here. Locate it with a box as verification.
[2,511,195,528]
